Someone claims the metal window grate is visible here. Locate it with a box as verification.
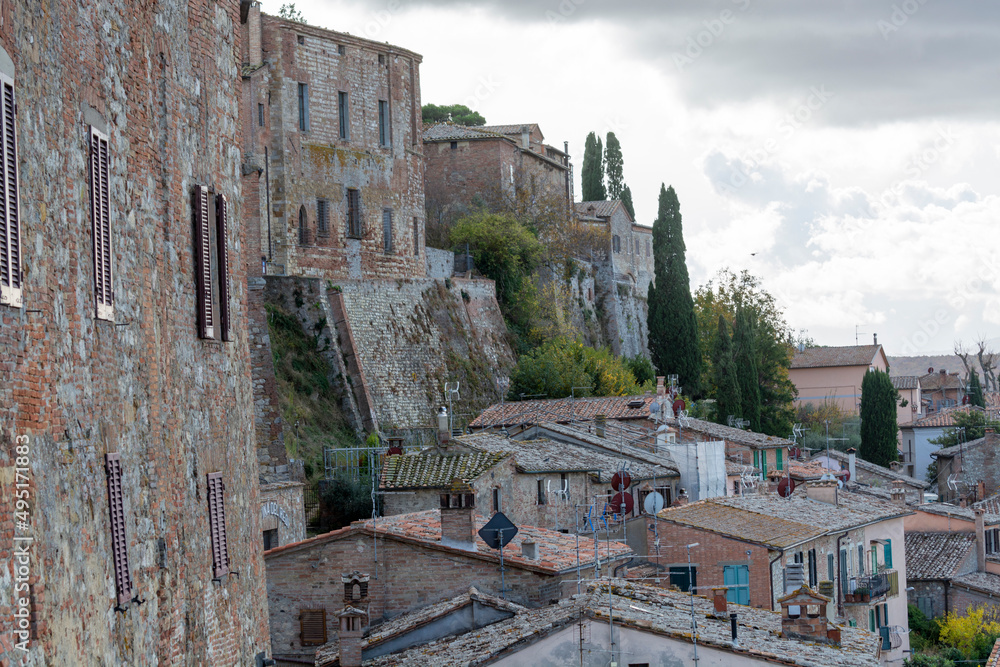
[300,608,327,646]
[0,74,21,307]
[193,185,214,339]
[412,217,419,256]
[90,126,114,320]
[104,453,134,606]
[215,194,230,341]
[317,199,329,236]
[347,189,361,238]
[382,208,393,254]
[207,472,230,578]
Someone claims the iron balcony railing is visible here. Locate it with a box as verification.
[859,569,898,600]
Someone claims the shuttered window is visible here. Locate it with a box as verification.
[104,453,134,606]
[0,73,21,308]
[300,608,327,646]
[378,100,389,147]
[382,208,393,254]
[317,198,329,237]
[884,538,893,569]
[215,194,231,342]
[207,472,230,578]
[338,92,349,139]
[89,127,114,320]
[297,83,309,132]
[346,188,361,238]
[413,217,419,256]
[298,205,309,245]
[193,185,214,339]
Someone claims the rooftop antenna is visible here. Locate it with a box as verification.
[855,324,868,346]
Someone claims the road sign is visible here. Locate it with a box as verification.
[478,512,518,550]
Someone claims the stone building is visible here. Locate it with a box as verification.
[0,1,272,664]
[933,427,1000,503]
[575,200,654,296]
[242,6,426,281]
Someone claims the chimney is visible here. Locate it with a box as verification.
[244,2,263,68]
[779,587,839,646]
[337,607,367,667]
[873,333,878,345]
[712,587,729,614]
[656,376,666,398]
[730,613,739,645]
[673,489,689,506]
[890,487,906,506]
[805,479,838,506]
[521,540,538,560]
[437,406,450,448]
[595,414,606,438]
[975,508,987,572]
[439,481,477,550]
[846,448,857,485]
[520,125,530,149]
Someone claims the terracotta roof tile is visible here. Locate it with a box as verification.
[380,451,508,489]
[469,395,657,428]
[902,405,1000,428]
[904,532,977,580]
[919,371,964,391]
[791,344,882,369]
[952,571,1000,596]
[891,375,920,390]
[932,431,1000,457]
[422,123,512,143]
[574,200,625,219]
[670,416,793,448]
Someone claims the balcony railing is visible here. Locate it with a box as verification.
[859,569,898,600]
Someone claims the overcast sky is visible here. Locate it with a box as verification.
[262,0,1000,357]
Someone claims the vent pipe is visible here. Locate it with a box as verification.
[730,613,738,644]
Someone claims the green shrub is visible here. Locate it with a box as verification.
[508,337,651,400]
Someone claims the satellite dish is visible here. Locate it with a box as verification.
[643,491,665,514]
[611,471,632,492]
[777,477,796,498]
[607,492,634,515]
[649,400,661,415]
[837,479,845,489]
[478,512,518,550]
[842,469,851,482]
[672,399,686,417]
[789,446,801,459]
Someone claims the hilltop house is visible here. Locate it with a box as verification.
[891,375,923,437]
[920,368,966,413]
[789,343,889,415]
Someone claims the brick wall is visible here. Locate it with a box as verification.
[261,482,307,549]
[0,1,270,664]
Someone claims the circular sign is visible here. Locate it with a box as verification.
[643,491,665,515]
[608,492,634,515]
[672,399,686,416]
[777,477,796,498]
[610,471,632,492]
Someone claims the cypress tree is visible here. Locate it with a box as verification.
[860,369,899,468]
[605,132,624,199]
[732,305,762,431]
[969,370,985,408]
[712,315,742,426]
[648,184,702,396]
[620,185,635,220]
[581,132,606,201]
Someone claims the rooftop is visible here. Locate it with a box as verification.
[952,571,1000,597]
[809,449,930,489]
[668,415,793,448]
[574,200,632,223]
[422,123,510,143]
[919,370,964,391]
[265,509,632,574]
[913,501,1000,525]
[469,395,657,428]
[932,430,1000,457]
[360,580,880,666]
[904,532,977,580]
[379,451,508,489]
[790,344,883,369]
[902,405,1000,429]
[891,375,920,390]
[477,123,541,138]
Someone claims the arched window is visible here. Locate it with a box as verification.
[298,205,308,245]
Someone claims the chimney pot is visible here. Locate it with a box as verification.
[521,540,539,560]
[712,587,729,614]
[805,480,838,505]
[730,612,739,644]
[873,333,878,345]
[439,482,477,549]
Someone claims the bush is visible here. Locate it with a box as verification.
[317,475,380,532]
[624,355,656,386]
[508,337,651,400]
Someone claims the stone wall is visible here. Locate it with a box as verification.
[425,247,453,279]
[0,1,271,664]
[261,482,307,550]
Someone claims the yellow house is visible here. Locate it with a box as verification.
[789,343,889,415]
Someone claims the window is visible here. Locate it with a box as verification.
[828,553,835,582]
[300,609,328,646]
[89,126,114,321]
[298,205,308,245]
[258,103,264,127]
[884,539,893,569]
[776,447,784,471]
[207,472,230,578]
[761,450,767,476]
[382,208,393,253]
[858,545,865,575]
[317,199,329,237]
[346,188,361,238]
[192,186,231,341]
[338,44,346,55]
[378,100,389,147]
[753,450,759,469]
[561,473,569,503]
[297,82,309,132]
[297,34,305,45]
[537,479,546,505]
[378,53,385,65]
[450,141,457,150]
[723,565,750,605]
[492,488,501,513]
[612,235,620,253]
[808,548,817,587]
[263,529,278,551]
[0,72,22,308]
[338,92,349,139]
[413,217,419,256]
[668,566,696,593]
[104,453,134,607]
[840,549,849,594]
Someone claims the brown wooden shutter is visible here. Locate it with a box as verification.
[0,72,21,308]
[90,127,113,320]
[299,609,327,646]
[207,472,230,578]
[215,194,230,342]
[104,453,134,606]
[193,185,214,339]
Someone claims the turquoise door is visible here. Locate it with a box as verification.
[724,565,750,605]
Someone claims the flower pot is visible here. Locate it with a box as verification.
[845,593,855,603]
[862,593,870,602]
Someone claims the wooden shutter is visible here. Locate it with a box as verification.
[104,453,134,606]
[884,538,893,569]
[299,609,327,646]
[215,194,230,342]
[193,185,214,339]
[0,72,21,308]
[90,127,113,320]
[207,472,230,578]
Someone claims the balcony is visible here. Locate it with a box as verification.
[858,569,899,600]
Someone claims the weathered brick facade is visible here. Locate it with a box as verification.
[242,8,425,282]
[0,1,270,664]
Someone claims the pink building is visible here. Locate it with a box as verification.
[789,343,889,415]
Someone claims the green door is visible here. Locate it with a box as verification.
[669,566,697,593]
[724,565,750,605]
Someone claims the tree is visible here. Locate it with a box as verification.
[508,337,650,400]
[278,3,306,22]
[694,269,797,437]
[581,132,606,201]
[969,369,985,407]
[859,369,899,467]
[605,132,624,199]
[712,315,742,425]
[624,355,656,386]
[620,184,635,220]
[647,184,702,396]
[421,103,486,127]
[732,306,762,431]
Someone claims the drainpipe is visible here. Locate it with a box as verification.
[769,549,784,611]
[836,531,849,616]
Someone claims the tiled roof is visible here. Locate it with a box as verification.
[809,449,930,489]
[790,344,882,369]
[574,200,627,220]
[952,571,1000,596]
[422,123,511,143]
[919,371,964,391]
[477,123,541,137]
[669,416,793,448]
[454,431,671,483]
[974,491,1000,516]
[901,405,1000,428]
[904,532,977,580]
[362,580,880,667]
[988,637,1000,667]
[932,431,999,457]
[469,395,657,428]
[848,483,923,507]
[380,451,508,489]
[891,375,920,390]
[786,460,850,481]
[657,490,911,549]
